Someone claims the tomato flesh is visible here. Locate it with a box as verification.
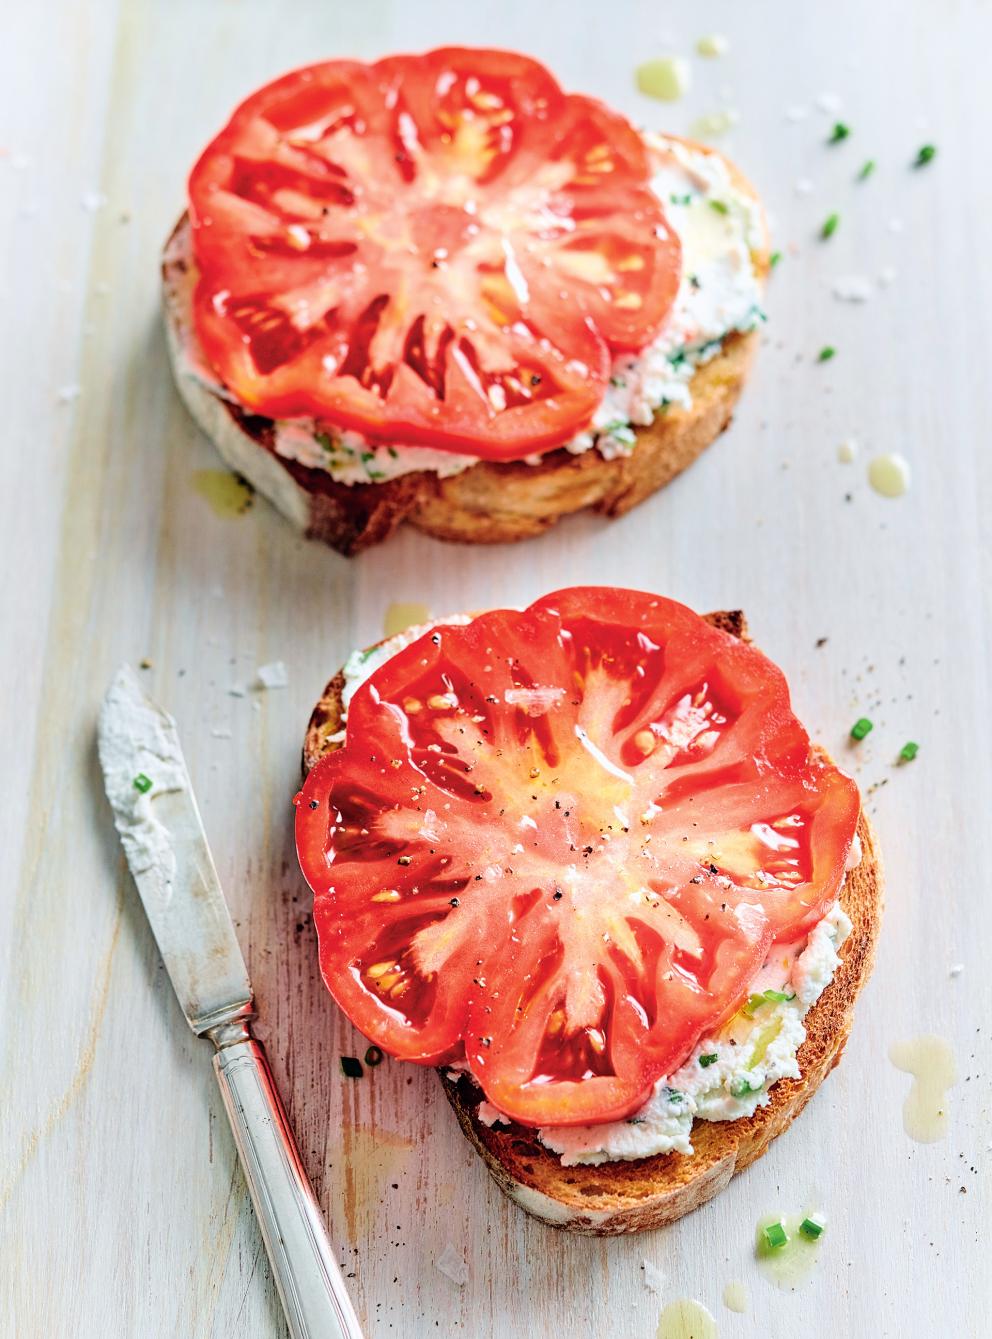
[188,49,681,459]
[295,590,860,1128]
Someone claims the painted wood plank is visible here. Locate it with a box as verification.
[2,2,989,1336]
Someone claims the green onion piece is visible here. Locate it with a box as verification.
[699,1052,719,1068]
[744,988,795,1016]
[340,1056,363,1079]
[800,1216,825,1240]
[770,250,782,267]
[858,159,876,180]
[763,1221,788,1249]
[818,345,836,362]
[828,122,850,144]
[850,717,874,741]
[133,773,152,793]
[899,740,919,763]
[914,144,937,167]
[731,1077,761,1098]
[709,199,730,215]
[364,1045,384,1067]
[821,212,840,239]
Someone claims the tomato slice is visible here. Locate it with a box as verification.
[187,49,681,460]
[295,590,859,1128]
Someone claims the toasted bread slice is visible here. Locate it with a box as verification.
[162,141,768,557]
[302,610,883,1234]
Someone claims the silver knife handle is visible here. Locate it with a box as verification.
[210,1024,365,1339]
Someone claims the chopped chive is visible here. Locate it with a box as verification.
[364,1045,384,1067]
[340,1056,363,1079]
[858,159,876,180]
[821,212,840,239]
[898,740,919,763]
[800,1216,825,1240]
[769,250,783,267]
[828,122,850,144]
[818,345,836,362]
[669,192,693,205]
[709,199,730,215]
[744,988,795,1016]
[731,1077,761,1098]
[850,717,874,741]
[914,144,937,167]
[699,1052,719,1068]
[133,773,152,793]
[763,1221,788,1250]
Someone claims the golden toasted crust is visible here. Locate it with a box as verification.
[301,610,883,1234]
[162,138,767,555]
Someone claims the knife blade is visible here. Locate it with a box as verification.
[97,665,252,1034]
[98,666,364,1339]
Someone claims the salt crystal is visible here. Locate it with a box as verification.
[831,275,873,303]
[642,1259,666,1294]
[257,661,288,689]
[436,1243,468,1286]
[815,92,843,114]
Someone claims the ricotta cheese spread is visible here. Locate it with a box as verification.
[170,135,765,486]
[494,900,853,1165]
[97,666,192,898]
[338,620,860,1164]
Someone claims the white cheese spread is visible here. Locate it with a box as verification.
[481,900,853,1163]
[97,666,192,897]
[169,135,765,486]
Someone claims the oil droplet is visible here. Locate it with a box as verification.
[722,1281,748,1313]
[837,437,859,463]
[657,1299,717,1339]
[889,1035,956,1142]
[192,468,254,517]
[636,57,692,102]
[689,109,740,139]
[696,33,729,58]
[867,452,911,497]
[383,601,430,638]
[755,1213,825,1290]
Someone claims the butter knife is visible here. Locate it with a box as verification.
[97,666,364,1339]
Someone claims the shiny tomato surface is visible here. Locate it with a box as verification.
[188,50,681,459]
[296,590,859,1126]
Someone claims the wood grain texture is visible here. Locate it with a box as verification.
[1,2,989,1336]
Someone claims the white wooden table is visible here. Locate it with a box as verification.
[2,2,989,1335]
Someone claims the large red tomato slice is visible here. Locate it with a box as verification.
[187,49,681,460]
[295,590,859,1128]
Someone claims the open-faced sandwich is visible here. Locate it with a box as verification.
[295,589,881,1233]
[164,49,769,555]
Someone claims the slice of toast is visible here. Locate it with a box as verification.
[162,141,768,557]
[301,611,883,1234]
